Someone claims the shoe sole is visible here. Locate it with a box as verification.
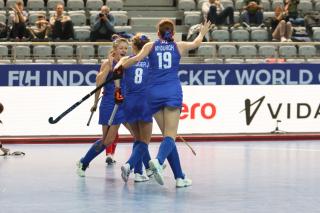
[149,160,164,185]
[134,178,150,182]
[121,166,129,182]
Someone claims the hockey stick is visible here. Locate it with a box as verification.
[178,135,196,156]
[86,96,103,126]
[48,76,114,124]
[94,104,119,151]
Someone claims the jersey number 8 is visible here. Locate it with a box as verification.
[157,52,172,69]
[134,68,143,84]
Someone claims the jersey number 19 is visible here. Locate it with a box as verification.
[157,52,172,69]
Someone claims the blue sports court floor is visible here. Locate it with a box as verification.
[1,141,320,213]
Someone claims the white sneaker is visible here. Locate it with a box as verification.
[146,163,167,177]
[149,159,164,185]
[76,160,87,177]
[176,177,192,188]
[134,173,150,182]
[281,37,287,42]
[121,163,131,182]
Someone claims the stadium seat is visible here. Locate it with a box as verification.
[33,45,52,59]
[74,26,91,41]
[0,45,8,58]
[0,60,11,64]
[27,0,45,11]
[12,46,31,59]
[106,0,123,10]
[245,59,266,63]
[178,0,196,11]
[76,45,95,59]
[307,59,320,63]
[0,0,4,9]
[218,45,237,58]
[251,29,268,41]
[198,45,215,57]
[299,45,316,58]
[55,45,74,58]
[15,59,33,64]
[225,58,244,63]
[98,45,112,59]
[313,29,320,41]
[28,11,46,25]
[286,58,306,63]
[89,11,99,26]
[196,0,206,10]
[315,2,320,11]
[86,0,103,11]
[258,45,276,58]
[235,0,245,10]
[211,29,230,41]
[231,29,249,41]
[297,0,313,14]
[6,0,18,8]
[204,58,223,64]
[47,0,65,10]
[184,11,201,26]
[279,45,297,58]
[57,59,77,64]
[67,0,85,11]
[68,11,86,26]
[35,59,55,64]
[271,0,284,10]
[238,45,257,58]
[221,0,234,8]
[0,13,5,23]
[79,59,99,64]
[110,11,128,26]
[261,0,271,11]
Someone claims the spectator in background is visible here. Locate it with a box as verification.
[241,0,264,27]
[10,0,29,40]
[271,5,292,42]
[90,6,116,41]
[284,0,304,26]
[202,0,240,28]
[28,14,50,40]
[50,3,74,40]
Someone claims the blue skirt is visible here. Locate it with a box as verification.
[99,95,126,125]
[147,81,183,115]
[124,93,153,123]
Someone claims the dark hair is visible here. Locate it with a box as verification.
[158,19,175,42]
[131,33,150,50]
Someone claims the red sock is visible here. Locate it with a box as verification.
[105,133,119,155]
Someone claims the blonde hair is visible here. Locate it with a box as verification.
[108,37,129,57]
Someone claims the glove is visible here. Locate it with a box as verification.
[114,87,124,104]
[113,65,124,80]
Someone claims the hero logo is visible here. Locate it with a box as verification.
[240,96,320,125]
[180,102,216,120]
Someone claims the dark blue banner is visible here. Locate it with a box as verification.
[1,63,320,86]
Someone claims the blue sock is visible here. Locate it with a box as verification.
[156,136,175,165]
[81,139,106,167]
[127,141,148,170]
[132,141,143,175]
[142,149,151,169]
[167,145,185,179]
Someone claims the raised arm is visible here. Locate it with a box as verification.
[176,21,212,54]
[90,59,112,112]
[116,42,154,70]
